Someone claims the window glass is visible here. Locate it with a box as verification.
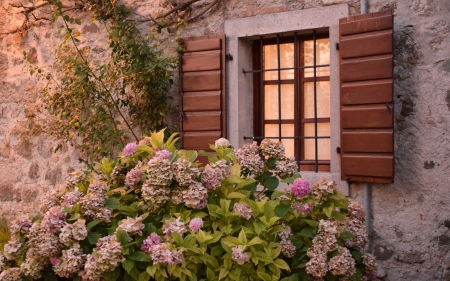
[264,43,295,80]
[304,123,330,160]
[304,38,330,77]
[264,84,295,120]
[303,81,330,118]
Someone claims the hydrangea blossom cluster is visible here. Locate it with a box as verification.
[125,167,143,187]
[291,178,311,198]
[154,149,172,159]
[59,219,88,246]
[116,217,145,237]
[341,202,369,250]
[0,267,21,281]
[291,202,313,214]
[146,157,173,186]
[201,160,230,190]
[60,189,83,208]
[231,247,250,265]
[215,138,231,148]
[80,181,112,223]
[327,246,356,277]
[123,142,138,156]
[9,216,32,236]
[148,243,184,265]
[39,189,60,213]
[310,178,338,197]
[362,253,378,277]
[162,218,187,238]
[259,138,285,159]
[189,218,203,233]
[233,202,253,220]
[172,157,200,187]
[44,206,66,233]
[234,142,264,176]
[141,233,163,253]
[80,236,124,280]
[171,182,208,209]
[52,247,85,278]
[274,157,298,179]
[66,170,86,188]
[142,180,171,207]
[278,225,296,258]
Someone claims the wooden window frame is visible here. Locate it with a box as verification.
[252,32,330,172]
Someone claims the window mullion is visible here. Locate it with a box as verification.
[260,36,264,139]
[313,30,318,173]
[294,32,299,166]
[276,34,282,142]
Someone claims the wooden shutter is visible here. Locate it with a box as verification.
[180,34,227,163]
[339,11,394,184]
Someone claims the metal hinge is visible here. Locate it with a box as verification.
[336,147,341,154]
[335,43,340,50]
[226,53,233,61]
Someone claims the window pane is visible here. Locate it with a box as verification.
[303,81,330,118]
[264,43,294,80]
[304,123,330,160]
[264,84,295,120]
[304,38,330,78]
[264,124,295,158]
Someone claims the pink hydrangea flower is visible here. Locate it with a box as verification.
[50,257,60,266]
[189,218,203,233]
[231,247,249,265]
[291,178,310,198]
[292,202,313,214]
[155,149,172,159]
[123,142,137,156]
[233,202,252,220]
[141,233,162,253]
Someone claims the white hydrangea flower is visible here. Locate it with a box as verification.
[116,217,145,237]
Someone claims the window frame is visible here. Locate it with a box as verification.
[224,4,350,194]
[251,33,331,172]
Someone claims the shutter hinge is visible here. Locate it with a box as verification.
[179,113,184,122]
[336,147,341,154]
[335,43,340,50]
[226,53,233,61]
[386,103,391,114]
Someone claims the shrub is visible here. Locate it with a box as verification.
[0,130,378,281]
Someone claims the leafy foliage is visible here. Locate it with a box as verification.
[24,0,177,165]
[0,130,377,280]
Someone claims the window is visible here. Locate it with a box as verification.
[250,32,331,172]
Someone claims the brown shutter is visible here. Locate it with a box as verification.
[339,11,394,184]
[180,34,227,163]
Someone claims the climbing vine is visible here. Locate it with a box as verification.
[23,0,183,166]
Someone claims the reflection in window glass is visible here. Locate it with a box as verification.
[264,124,295,158]
[304,81,330,119]
[264,84,295,120]
[304,123,330,160]
[264,44,295,80]
[304,38,330,77]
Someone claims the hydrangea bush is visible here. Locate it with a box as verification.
[0,130,379,281]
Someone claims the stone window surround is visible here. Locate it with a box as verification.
[224,4,350,194]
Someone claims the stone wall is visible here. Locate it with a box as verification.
[1,0,450,280]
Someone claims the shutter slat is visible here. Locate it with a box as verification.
[341,79,393,105]
[341,106,392,129]
[341,54,392,82]
[183,39,221,52]
[183,112,221,131]
[183,73,221,92]
[182,54,221,72]
[180,34,227,163]
[340,30,392,59]
[341,155,394,178]
[341,131,393,153]
[340,13,393,35]
[183,91,221,111]
[183,131,221,150]
[339,12,394,183]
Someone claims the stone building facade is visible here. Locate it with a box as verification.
[1,0,450,280]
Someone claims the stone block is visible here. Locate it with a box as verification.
[45,167,62,185]
[28,162,39,179]
[0,141,10,158]
[0,183,15,201]
[15,139,33,159]
[258,5,287,15]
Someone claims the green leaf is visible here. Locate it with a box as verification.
[75,18,81,25]
[218,269,229,280]
[275,204,290,217]
[105,197,121,210]
[267,157,276,169]
[351,250,363,262]
[32,214,43,222]
[271,191,285,200]
[323,205,333,217]
[122,259,134,273]
[300,227,315,238]
[330,210,346,220]
[227,192,246,199]
[44,274,58,281]
[138,271,151,281]
[87,219,104,230]
[238,229,247,245]
[281,174,302,184]
[207,268,215,280]
[242,182,257,193]
[264,176,279,191]
[301,219,319,227]
[87,232,102,245]
[349,268,362,281]
[104,267,121,281]
[248,236,264,246]
[128,251,151,262]
[116,229,130,246]
[257,271,272,281]
[146,265,158,277]
[273,259,290,271]
[339,231,355,240]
